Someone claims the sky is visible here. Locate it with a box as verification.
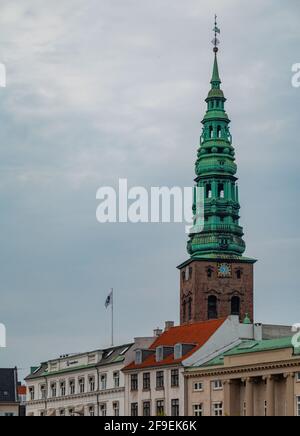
[0,0,299,380]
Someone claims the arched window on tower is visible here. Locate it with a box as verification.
[208,296,218,320]
[209,126,213,139]
[182,300,187,322]
[218,183,225,198]
[206,184,212,199]
[188,298,192,321]
[217,126,222,138]
[231,296,240,317]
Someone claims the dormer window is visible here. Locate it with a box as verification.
[156,346,164,362]
[135,350,142,365]
[174,344,183,360]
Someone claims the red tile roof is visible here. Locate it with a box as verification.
[124,318,226,370]
[18,385,26,395]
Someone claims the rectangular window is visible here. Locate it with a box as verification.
[193,404,203,417]
[29,387,35,401]
[131,403,138,417]
[297,373,300,382]
[171,369,179,388]
[40,385,46,400]
[100,404,107,417]
[113,371,120,388]
[50,383,57,398]
[143,401,151,417]
[212,380,223,390]
[213,402,223,417]
[69,380,75,395]
[131,374,138,391]
[79,378,85,394]
[89,376,95,392]
[113,402,120,417]
[171,399,180,417]
[156,400,165,417]
[143,372,151,391]
[89,406,95,417]
[193,382,203,392]
[297,396,300,417]
[60,381,66,397]
[100,374,107,391]
[156,371,164,389]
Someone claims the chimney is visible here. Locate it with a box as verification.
[153,328,163,337]
[165,321,175,332]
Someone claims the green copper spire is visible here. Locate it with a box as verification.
[187,18,247,260]
[211,53,221,89]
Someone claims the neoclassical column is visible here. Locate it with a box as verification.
[263,375,275,417]
[245,377,254,417]
[284,373,295,416]
[223,380,232,416]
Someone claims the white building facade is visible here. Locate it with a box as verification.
[25,338,154,417]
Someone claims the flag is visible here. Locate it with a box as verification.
[105,290,113,308]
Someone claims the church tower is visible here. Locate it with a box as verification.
[178,18,256,324]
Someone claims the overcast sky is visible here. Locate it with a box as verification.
[0,0,300,379]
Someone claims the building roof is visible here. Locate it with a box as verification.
[25,343,133,380]
[0,368,18,403]
[124,318,226,371]
[197,336,297,369]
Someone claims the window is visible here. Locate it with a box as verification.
[156,371,164,389]
[207,267,213,278]
[209,126,213,139]
[131,403,138,417]
[60,381,66,397]
[171,399,180,416]
[59,409,65,417]
[217,125,222,139]
[213,402,223,416]
[218,183,225,198]
[193,404,203,417]
[113,371,120,388]
[174,344,182,360]
[79,378,85,394]
[231,296,240,316]
[208,295,218,320]
[69,380,75,395]
[182,300,187,322]
[296,373,300,382]
[50,383,57,398]
[188,297,192,321]
[193,382,203,392]
[171,369,179,388]
[236,269,242,279]
[69,408,74,417]
[131,374,138,391]
[156,400,165,417]
[156,346,164,362]
[100,374,107,390]
[143,401,151,417]
[89,406,95,417]
[182,271,186,281]
[89,376,95,392]
[206,183,212,199]
[100,404,107,417]
[212,380,223,390]
[297,396,300,417]
[264,400,267,417]
[113,402,119,417]
[135,350,142,365]
[29,387,35,401]
[40,385,46,400]
[143,373,151,391]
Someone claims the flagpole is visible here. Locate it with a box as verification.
[111,288,114,347]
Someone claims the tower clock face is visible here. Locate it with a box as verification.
[218,263,232,277]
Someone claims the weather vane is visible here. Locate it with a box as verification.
[212,14,221,53]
